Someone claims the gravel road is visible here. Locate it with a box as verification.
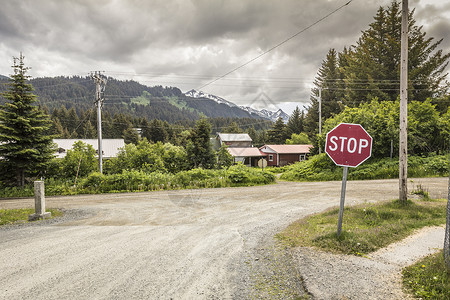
[0,178,448,299]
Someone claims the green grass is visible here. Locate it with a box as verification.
[403,250,450,299]
[276,199,447,256]
[0,208,63,225]
[279,153,449,182]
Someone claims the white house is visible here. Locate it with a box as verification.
[53,139,125,159]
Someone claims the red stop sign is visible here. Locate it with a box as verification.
[325,123,372,167]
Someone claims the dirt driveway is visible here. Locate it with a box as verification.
[0,178,448,299]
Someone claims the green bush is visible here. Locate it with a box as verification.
[280,154,449,182]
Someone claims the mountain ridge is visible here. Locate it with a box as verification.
[184,89,289,123]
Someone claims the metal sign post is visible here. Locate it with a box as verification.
[325,123,373,237]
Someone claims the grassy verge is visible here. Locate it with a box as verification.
[0,208,63,226]
[0,165,276,198]
[280,154,448,182]
[276,198,447,256]
[403,250,450,299]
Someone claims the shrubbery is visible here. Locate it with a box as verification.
[0,164,275,197]
[280,153,449,182]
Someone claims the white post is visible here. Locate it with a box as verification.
[29,181,51,221]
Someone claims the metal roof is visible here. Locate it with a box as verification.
[227,147,266,157]
[53,139,125,159]
[217,133,252,142]
[260,144,313,154]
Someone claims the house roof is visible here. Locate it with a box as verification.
[53,139,125,158]
[227,147,266,157]
[260,144,313,154]
[217,133,252,142]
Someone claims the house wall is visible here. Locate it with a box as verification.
[279,154,302,166]
[267,153,278,166]
[223,141,252,148]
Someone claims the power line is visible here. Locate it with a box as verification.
[196,0,354,91]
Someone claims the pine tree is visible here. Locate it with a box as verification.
[286,106,304,135]
[304,48,344,140]
[267,117,288,144]
[342,2,449,104]
[186,119,216,169]
[0,54,55,186]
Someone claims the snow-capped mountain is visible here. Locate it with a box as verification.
[240,106,289,123]
[185,89,289,123]
[184,89,238,107]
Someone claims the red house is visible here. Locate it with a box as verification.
[259,144,313,167]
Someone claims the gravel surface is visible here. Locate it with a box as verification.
[0,177,448,299]
[292,226,445,300]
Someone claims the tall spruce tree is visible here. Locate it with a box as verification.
[342,1,449,104]
[267,117,288,144]
[286,106,304,135]
[304,48,344,140]
[186,118,216,169]
[0,54,55,186]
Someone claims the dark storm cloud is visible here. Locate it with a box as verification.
[0,0,448,112]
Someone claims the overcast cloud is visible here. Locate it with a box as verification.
[0,0,448,114]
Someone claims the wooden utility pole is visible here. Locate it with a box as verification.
[445,139,450,270]
[91,72,107,174]
[399,0,408,203]
[318,88,322,154]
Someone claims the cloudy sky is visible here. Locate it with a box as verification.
[0,0,448,114]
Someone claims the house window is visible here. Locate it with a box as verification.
[299,154,306,161]
[268,154,273,162]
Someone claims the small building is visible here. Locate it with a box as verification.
[216,133,253,148]
[227,147,267,167]
[259,144,313,167]
[53,139,125,159]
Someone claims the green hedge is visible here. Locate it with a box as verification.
[0,165,275,198]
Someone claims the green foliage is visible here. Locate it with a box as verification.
[186,119,216,169]
[61,141,98,178]
[76,167,274,194]
[286,106,304,135]
[280,153,448,182]
[316,99,445,157]
[106,139,189,174]
[286,132,311,145]
[342,2,449,104]
[217,144,233,169]
[304,1,449,147]
[0,54,56,186]
[267,117,289,144]
[403,251,450,299]
[277,199,447,256]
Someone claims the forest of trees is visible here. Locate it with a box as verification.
[303,1,449,153]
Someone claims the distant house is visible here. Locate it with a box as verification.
[53,139,125,159]
[259,144,313,167]
[216,133,253,148]
[227,147,266,167]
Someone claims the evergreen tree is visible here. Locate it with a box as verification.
[342,2,449,104]
[304,48,344,140]
[216,144,233,169]
[123,127,140,144]
[143,119,168,143]
[267,117,288,144]
[0,54,55,186]
[222,121,243,133]
[186,119,216,169]
[286,106,304,135]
